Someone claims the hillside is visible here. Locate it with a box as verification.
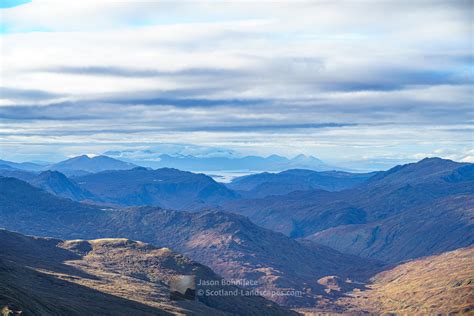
[0,159,44,171]
[338,247,474,314]
[103,207,383,306]
[0,169,99,202]
[48,155,136,175]
[0,229,294,315]
[228,169,376,198]
[307,194,474,262]
[0,177,382,307]
[29,170,98,201]
[74,167,238,210]
[224,158,474,262]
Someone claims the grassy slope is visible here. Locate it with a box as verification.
[0,229,295,316]
[340,246,474,314]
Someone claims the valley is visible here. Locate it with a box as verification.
[0,156,473,314]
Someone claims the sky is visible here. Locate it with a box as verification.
[0,0,473,169]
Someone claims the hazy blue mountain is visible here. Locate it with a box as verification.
[223,158,474,262]
[104,151,340,172]
[104,143,241,160]
[0,177,381,307]
[30,170,98,201]
[0,168,37,181]
[1,153,341,177]
[74,167,238,210]
[0,159,45,171]
[48,155,137,175]
[0,168,98,202]
[228,169,378,198]
[308,194,474,263]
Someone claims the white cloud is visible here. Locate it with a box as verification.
[0,1,472,164]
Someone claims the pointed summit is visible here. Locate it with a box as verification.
[291,154,324,164]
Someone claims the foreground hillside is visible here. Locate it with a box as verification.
[103,207,383,306]
[338,247,474,314]
[0,176,382,307]
[0,229,294,315]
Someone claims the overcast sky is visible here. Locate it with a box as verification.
[0,0,472,167]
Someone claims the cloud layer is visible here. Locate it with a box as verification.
[0,1,472,167]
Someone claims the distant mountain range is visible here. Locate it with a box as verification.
[0,155,136,176]
[0,165,242,209]
[0,153,342,177]
[104,151,340,172]
[0,160,378,210]
[0,159,45,171]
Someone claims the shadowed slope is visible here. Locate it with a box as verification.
[75,167,238,210]
[224,158,474,262]
[0,229,295,315]
[228,169,377,198]
[0,177,381,307]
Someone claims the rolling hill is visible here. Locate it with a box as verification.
[29,170,98,201]
[0,169,99,202]
[48,155,137,175]
[307,194,474,262]
[0,229,294,315]
[0,159,45,171]
[227,169,377,198]
[101,207,383,306]
[223,158,474,262]
[74,167,238,210]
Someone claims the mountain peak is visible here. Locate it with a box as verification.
[417,156,455,164]
[402,156,463,171]
[37,170,66,178]
[365,156,469,189]
[292,154,307,160]
[68,154,91,160]
[49,155,137,174]
[30,170,96,201]
[291,154,323,163]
